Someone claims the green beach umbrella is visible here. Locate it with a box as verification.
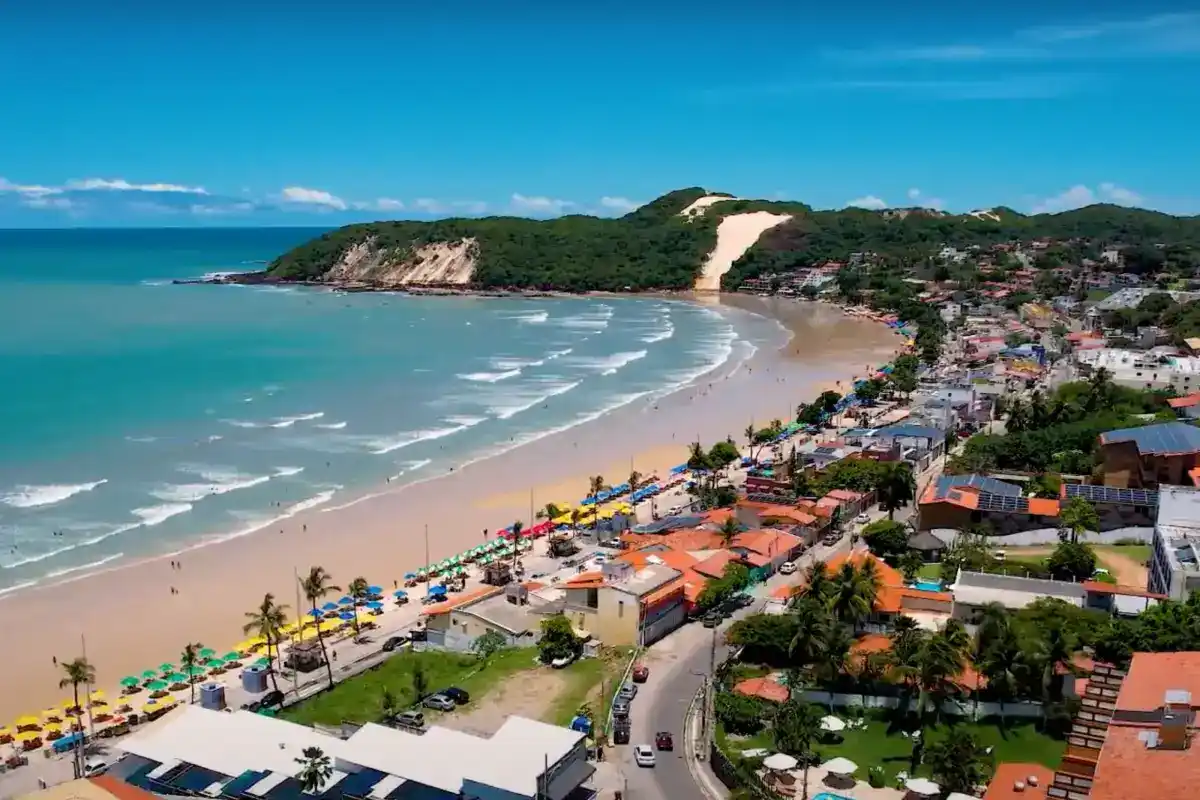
[198,647,216,658]
[253,657,270,667]
[140,669,158,680]
[120,676,140,687]
[159,663,174,673]
[454,566,467,576]
[185,665,206,677]
[202,658,224,669]
[166,672,188,683]
[222,651,241,662]
[145,680,168,692]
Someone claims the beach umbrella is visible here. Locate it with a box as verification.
[120,676,140,688]
[393,589,408,598]
[198,647,215,659]
[140,669,158,680]
[821,757,857,776]
[14,716,41,730]
[141,701,161,714]
[253,657,270,667]
[404,572,416,580]
[145,680,168,692]
[307,608,323,618]
[184,665,206,677]
[41,708,62,721]
[339,611,356,621]
[428,585,447,595]
[762,753,798,771]
[321,601,338,612]
[166,672,188,683]
[202,658,224,669]
[820,716,846,733]
[159,662,175,674]
[905,778,940,796]
[337,595,354,605]
[365,600,384,610]
[367,585,382,595]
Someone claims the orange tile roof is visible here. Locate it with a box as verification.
[562,571,605,589]
[641,577,685,607]
[617,547,697,572]
[1168,393,1200,409]
[1089,725,1200,800]
[694,550,739,579]
[420,586,502,616]
[733,676,789,703]
[742,552,771,568]
[756,508,819,526]
[983,763,1053,800]
[851,633,891,655]
[770,583,795,601]
[826,489,864,501]
[1115,652,1200,714]
[90,776,161,800]
[1081,581,1166,599]
[703,508,735,524]
[822,549,905,589]
[732,528,802,557]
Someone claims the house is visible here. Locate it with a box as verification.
[916,474,1060,534]
[560,556,689,647]
[950,571,1159,622]
[1148,485,1200,599]
[1167,392,1200,420]
[733,676,790,704]
[1098,421,1200,489]
[111,705,592,800]
[421,583,550,651]
[17,776,160,800]
[906,530,946,563]
[796,549,953,631]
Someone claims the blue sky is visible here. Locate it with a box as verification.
[1,0,1198,226]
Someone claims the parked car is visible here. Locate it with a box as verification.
[83,757,109,777]
[394,710,425,729]
[633,745,656,767]
[702,612,722,628]
[655,731,674,751]
[423,694,456,712]
[779,561,797,575]
[612,699,630,717]
[260,690,284,708]
[440,687,470,705]
[551,654,577,669]
[612,722,631,745]
[855,513,870,525]
[631,664,650,683]
[381,635,408,652]
[409,628,427,642]
[618,683,638,701]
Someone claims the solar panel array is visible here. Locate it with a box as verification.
[934,474,1022,500]
[1102,421,1200,455]
[975,492,1031,514]
[1064,483,1159,507]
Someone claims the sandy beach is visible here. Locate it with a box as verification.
[0,296,900,721]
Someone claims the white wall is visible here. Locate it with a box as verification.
[799,690,1044,720]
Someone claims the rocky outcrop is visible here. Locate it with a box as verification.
[323,237,478,286]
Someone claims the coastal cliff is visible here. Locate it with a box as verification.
[230,189,1200,294]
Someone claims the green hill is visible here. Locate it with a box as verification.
[260,190,1200,293]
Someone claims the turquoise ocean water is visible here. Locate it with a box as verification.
[0,228,786,594]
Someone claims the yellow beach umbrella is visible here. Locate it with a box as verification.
[318,620,341,633]
[14,715,41,729]
[42,708,62,721]
[89,690,106,703]
[158,696,178,709]
[141,701,161,714]
[16,731,42,743]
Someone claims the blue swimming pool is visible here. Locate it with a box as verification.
[813,793,854,800]
[912,579,943,592]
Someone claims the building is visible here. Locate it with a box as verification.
[917,474,1060,534]
[797,549,953,631]
[984,763,1054,800]
[1167,392,1200,420]
[1148,486,1200,599]
[422,583,551,651]
[560,557,688,647]
[951,570,1159,622]
[17,776,158,800]
[1077,348,1200,393]
[1098,422,1200,489]
[110,705,593,800]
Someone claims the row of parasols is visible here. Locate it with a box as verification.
[402,536,537,586]
[761,753,947,797]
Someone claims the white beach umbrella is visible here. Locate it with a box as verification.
[762,753,798,771]
[820,715,846,733]
[821,757,858,776]
[946,793,976,800]
[906,777,941,796]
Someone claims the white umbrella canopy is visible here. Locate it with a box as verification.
[822,757,858,775]
[946,793,976,800]
[820,715,846,732]
[762,753,799,771]
[906,777,941,796]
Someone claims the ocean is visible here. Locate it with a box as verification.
[0,228,787,594]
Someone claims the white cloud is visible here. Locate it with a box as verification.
[1031,183,1144,214]
[408,198,488,215]
[0,177,62,197]
[510,193,574,215]
[190,202,256,216]
[846,195,887,210]
[906,187,945,210]
[279,186,347,211]
[599,196,638,213]
[352,198,405,212]
[65,178,208,194]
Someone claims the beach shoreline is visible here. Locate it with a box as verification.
[0,295,902,721]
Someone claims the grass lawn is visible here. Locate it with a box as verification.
[281,647,535,726]
[830,714,1065,782]
[545,646,635,726]
[1087,289,1113,301]
[1097,544,1151,563]
[916,563,942,581]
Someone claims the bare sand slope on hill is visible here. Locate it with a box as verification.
[694,211,792,291]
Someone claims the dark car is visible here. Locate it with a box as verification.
[612,723,631,745]
[441,687,470,705]
[655,731,674,751]
[381,635,408,652]
[260,690,284,708]
[612,699,630,718]
[631,664,650,683]
[409,627,427,642]
[702,612,722,628]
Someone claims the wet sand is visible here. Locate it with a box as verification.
[0,297,901,720]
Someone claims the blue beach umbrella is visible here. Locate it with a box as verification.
[367,585,383,595]
[307,608,323,618]
[365,601,384,610]
[427,585,447,595]
[393,590,408,598]
[403,572,416,580]
[338,611,356,621]
[321,602,338,612]
[337,596,354,606]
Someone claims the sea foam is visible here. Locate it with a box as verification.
[457,369,521,383]
[0,479,108,509]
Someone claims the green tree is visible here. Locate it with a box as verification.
[1047,541,1098,582]
[977,625,1026,726]
[538,616,580,663]
[876,462,916,519]
[471,629,508,662]
[830,562,875,628]
[789,597,833,669]
[537,502,565,522]
[899,549,924,582]
[925,732,994,795]
[708,440,741,469]
[348,576,369,635]
[715,692,766,735]
[180,642,204,705]
[1058,496,1099,544]
[300,566,341,690]
[294,746,333,793]
[58,657,96,777]
[380,687,398,721]
[243,593,288,695]
[718,516,741,547]
[861,519,910,561]
[412,661,428,701]
[686,441,711,471]
[772,699,825,800]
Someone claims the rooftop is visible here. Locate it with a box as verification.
[931,474,1022,501]
[1101,421,1200,456]
[455,591,538,634]
[1089,724,1200,800]
[982,763,1053,800]
[1115,652,1200,715]
[950,571,1085,610]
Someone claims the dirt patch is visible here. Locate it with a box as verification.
[1094,549,1148,587]
[439,667,569,736]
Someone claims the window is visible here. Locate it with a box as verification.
[586,588,598,609]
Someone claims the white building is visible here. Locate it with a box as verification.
[109,705,593,800]
[1149,486,1200,600]
[1076,348,1200,393]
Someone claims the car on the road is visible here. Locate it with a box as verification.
[779,561,797,575]
[702,612,722,628]
[83,757,109,777]
[612,699,630,718]
[855,513,870,524]
[381,635,408,652]
[655,731,674,750]
[440,687,470,705]
[631,664,650,683]
[633,745,656,767]
[612,721,631,744]
[422,694,456,711]
[618,682,638,701]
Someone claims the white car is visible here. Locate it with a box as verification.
[779,561,797,575]
[634,745,656,767]
[855,514,871,525]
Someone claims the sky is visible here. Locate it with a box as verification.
[1,0,1198,227]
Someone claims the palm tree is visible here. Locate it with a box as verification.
[973,602,1012,663]
[300,566,341,690]
[628,469,642,495]
[58,657,95,776]
[821,624,854,709]
[180,642,204,705]
[795,560,832,606]
[588,475,606,502]
[570,507,583,536]
[830,563,872,628]
[686,441,709,471]
[718,516,740,547]
[510,520,523,571]
[876,462,917,519]
[978,626,1025,727]
[788,597,832,670]
[243,593,288,694]
[855,559,882,615]
[916,624,968,724]
[744,422,758,462]
[294,746,333,793]
[1035,618,1078,707]
[348,576,370,635]
[888,615,926,709]
[772,699,825,800]
[536,503,564,522]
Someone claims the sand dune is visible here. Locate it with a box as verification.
[679,194,736,218]
[694,211,792,292]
